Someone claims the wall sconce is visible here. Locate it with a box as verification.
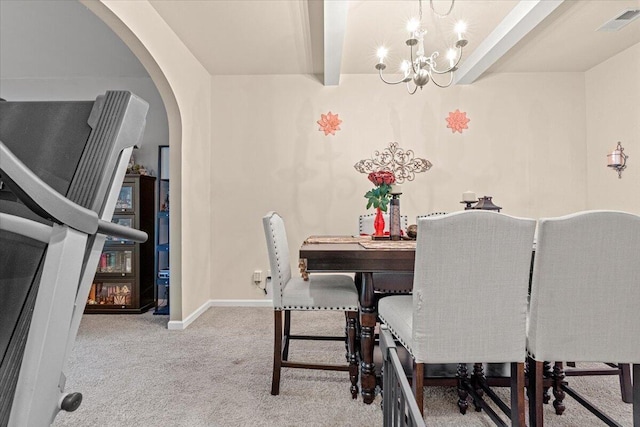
[607,141,628,179]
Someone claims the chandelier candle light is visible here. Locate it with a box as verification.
[461,190,476,209]
[375,0,468,94]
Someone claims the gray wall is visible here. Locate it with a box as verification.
[0,0,168,175]
[0,77,168,173]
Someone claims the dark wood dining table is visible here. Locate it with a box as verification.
[299,236,416,404]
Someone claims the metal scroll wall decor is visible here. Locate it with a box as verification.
[354,142,432,183]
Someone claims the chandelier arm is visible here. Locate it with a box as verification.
[429,71,454,88]
[430,64,456,75]
[428,46,464,75]
[406,81,419,95]
[379,69,412,85]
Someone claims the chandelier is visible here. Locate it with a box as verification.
[375,0,468,94]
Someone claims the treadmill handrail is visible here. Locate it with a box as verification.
[97,219,147,243]
[0,141,148,243]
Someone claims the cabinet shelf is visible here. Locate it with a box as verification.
[154,145,170,315]
[85,175,156,314]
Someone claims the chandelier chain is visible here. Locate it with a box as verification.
[430,0,455,18]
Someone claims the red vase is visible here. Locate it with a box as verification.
[374,207,385,236]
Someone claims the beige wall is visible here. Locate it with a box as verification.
[586,42,640,213]
[87,1,639,316]
[211,72,587,301]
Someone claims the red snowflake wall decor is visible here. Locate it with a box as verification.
[317,111,342,136]
[446,109,470,134]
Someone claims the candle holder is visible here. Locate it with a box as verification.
[460,200,477,210]
[472,196,502,212]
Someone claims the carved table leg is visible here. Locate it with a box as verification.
[457,363,469,414]
[345,311,359,399]
[471,363,485,412]
[527,357,544,427]
[552,362,566,415]
[360,272,377,404]
[298,258,309,281]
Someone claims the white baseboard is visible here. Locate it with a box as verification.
[209,299,272,307]
[166,299,272,330]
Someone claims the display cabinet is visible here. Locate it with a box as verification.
[155,146,170,315]
[85,174,156,314]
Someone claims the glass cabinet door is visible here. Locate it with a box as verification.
[96,248,134,275]
[87,281,134,307]
[114,182,135,213]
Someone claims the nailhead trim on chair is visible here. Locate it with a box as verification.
[378,313,415,358]
[374,288,411,294]
[268,216,285,305]
[417,212,448,219]
[276,306,359,311]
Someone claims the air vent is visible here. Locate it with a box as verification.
[597,8,640,32]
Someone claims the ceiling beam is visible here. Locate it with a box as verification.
[322,0,348,86]
[455,0,565,85]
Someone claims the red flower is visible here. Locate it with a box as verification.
[368,171,395,186]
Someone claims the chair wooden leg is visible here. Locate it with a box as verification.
[619,363,633,404]
[471,363,485,412]
[457,363,469,414]
[633,364,639,426]
[527,357,544,427]
[413,362,425,417]
[543,361,552,404]
[510,362,526,427]
[282,310,291,361]
[345,311,359,399]
[271,310,283,395]
[552,362,566,415]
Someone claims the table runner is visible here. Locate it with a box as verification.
[303,235,371,244]
[359,240,416,249]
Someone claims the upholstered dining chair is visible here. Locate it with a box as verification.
[527,210,640,427]
[262,211,360,398]
[358,212,408,236]
[378,211,536,425]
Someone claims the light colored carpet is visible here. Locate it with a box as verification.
[52,307,632,426]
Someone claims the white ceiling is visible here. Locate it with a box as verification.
[1,0,639,83]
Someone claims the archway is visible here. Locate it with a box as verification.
[81,0,184,322]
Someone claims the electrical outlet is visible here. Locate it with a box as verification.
[253,270,263,283]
